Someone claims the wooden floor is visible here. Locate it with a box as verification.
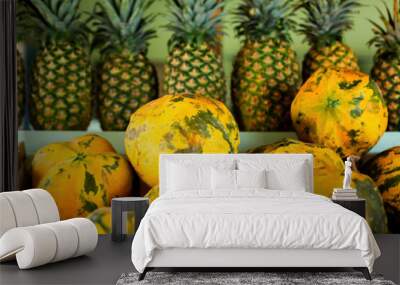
[0,234,398,285]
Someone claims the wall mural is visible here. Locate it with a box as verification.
[16,0,399,235]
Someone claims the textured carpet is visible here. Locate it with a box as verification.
[116,272,396,285]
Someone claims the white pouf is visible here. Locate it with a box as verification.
[0,219,98,269]
[0,189,59,236]
[0,189,98,269]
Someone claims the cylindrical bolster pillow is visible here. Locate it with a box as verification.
[0,189,60,238]
[0,218,98,269]
[0,226,57,268]
[23,189,59,224]
[0,196,17,237]
[42,221,79,263]
[66,218,98,257]
[0,191,39,228]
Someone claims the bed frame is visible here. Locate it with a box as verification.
[139,154,371,281]
[140,248,371,280]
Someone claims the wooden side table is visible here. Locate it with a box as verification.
[332,198,366,218]
[111,197,149,242]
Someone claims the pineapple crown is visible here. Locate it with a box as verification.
[165,0,224,49]
[25,0,90,45]
[91,0,156,55]
[296,0,361,46]
[16,0,35,43]
[368,0,400,58]
[234,0,296,42]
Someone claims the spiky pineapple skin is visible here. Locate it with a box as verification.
[164,43,225,102]
[302,41,359,81]
[31,42,92,130]
[371,57,400,131]
[17,49,24,126]
[232,38,301,131]
[98,49,158,131]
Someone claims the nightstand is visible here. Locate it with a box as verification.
[111,197,149,242]
[332,198,366,218]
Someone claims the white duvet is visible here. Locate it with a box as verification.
[131,190,380,273]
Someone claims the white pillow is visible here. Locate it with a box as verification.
[238,159,308,191]
[266,164,307,191]
[167,159,236,170]
[236,169,267,189]
[167,162,211,191]
[211,168,236,190]
[211,169,268,190]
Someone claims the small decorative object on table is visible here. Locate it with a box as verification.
[343,157,353,190]
[332,157,359,200]
[111,197,149,242]
[332,156,365,218]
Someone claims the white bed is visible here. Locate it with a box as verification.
[131,154,380,280]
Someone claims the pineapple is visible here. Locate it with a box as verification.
[369,0,400,131]
[163,0,226,102]
[297,0,361,81]
[92,0,158,131]
[28,0,92,130]
[232,0,301,131]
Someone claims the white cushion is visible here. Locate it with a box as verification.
[0,218,97,269]
[166,159,236,191]
[0,191,39,227]
[211,169,268,190]
[42,221,79,262]
[266,167,307,191]
[0,226,58,268]
[167,163,211,191]
[237,169,267,189]
[23,189,60,224]
[238,159,308,191]
[66,218,98,257]
[211,168,236,190]
[0,196,16,237]
[0,190,60,238]
[166,158,236,170]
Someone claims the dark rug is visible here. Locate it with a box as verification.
[116,272,396,285]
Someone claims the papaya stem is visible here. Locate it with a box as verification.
[395,0,399,24]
